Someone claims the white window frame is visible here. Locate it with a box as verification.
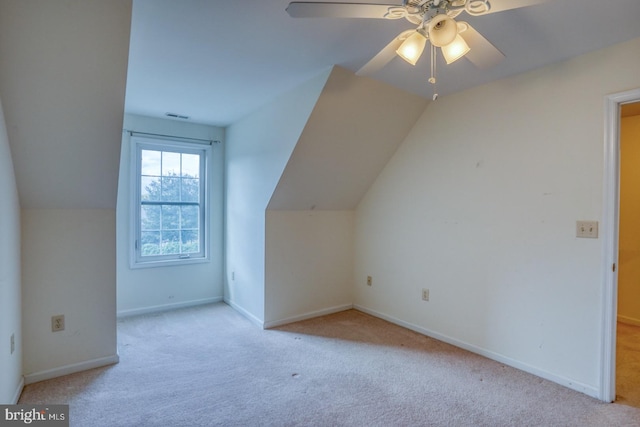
[129,135,211,268]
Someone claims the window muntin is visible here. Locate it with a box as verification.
[132,136,210,267]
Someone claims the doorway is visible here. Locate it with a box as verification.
[601,89,640,403]
[615,101,640,406]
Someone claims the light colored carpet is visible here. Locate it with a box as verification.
[18,303,640,426]
[617,321,640,408]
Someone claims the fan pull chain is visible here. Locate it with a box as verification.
[428,43,438,100]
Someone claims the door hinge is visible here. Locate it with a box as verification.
[613,263,616,272]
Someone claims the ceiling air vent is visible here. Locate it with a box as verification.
[165,112,190,120]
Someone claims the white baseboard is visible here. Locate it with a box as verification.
[618,315,640,327]
[117,296,223,318]
[353,304,599,399]
[24,354,120,385]
[264,304,354,329]
[12,377,24,404]
[224,298,264,328]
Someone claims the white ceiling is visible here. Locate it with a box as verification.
[268,66,427,210]
[125,0,640,127]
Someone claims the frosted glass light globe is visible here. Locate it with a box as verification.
[428,14,457,47]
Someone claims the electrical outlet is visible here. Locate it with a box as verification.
[422,288,429,301]
[367,276,372,286]
[52,315,65,332]
[10,333,15,354]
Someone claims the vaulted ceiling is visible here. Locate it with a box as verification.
[125,0,640,127]
[0,0,131,209]
[268,66,427,211]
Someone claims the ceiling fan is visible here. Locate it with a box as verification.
[286,0,549,98]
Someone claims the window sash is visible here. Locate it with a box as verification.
[131,136,210,267]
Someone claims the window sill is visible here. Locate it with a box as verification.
[130,255,210,269]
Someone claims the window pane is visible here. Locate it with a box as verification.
[141,177,161,201]
[161,177,180,201]
[181,230,199,253]
[181,178,199,202]
[182,154,199,178]
[141,231,160,256]
[141,150,161,176]
[181,205,199,229]
[161,205,180,230]
[161,230,180,254]
[162,152,180,176]
[135,138,207,264]
[141,205,160,230]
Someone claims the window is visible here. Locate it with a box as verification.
[131,135,210,267]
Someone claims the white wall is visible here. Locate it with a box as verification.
[225,69,331,325]
[0,98,22,403]
[265,211,354,326]
[0,0,132,383]
[22,209,118,381]
[116,114,225,316]
[263,68,426,326]
[354,37,640,398]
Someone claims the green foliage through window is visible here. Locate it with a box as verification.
[133,139,208,264]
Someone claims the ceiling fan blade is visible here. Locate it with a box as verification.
[286,2,400,19]
[459,23,505,69]
[356,30,414,76]
[481,0,550,14]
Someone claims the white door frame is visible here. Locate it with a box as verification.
[601,88,640,402]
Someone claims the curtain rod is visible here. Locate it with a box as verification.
[124,130,221,145]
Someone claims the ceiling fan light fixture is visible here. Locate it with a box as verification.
[442,34,470,64]
[428,14,458,47]
[396,31,427,65]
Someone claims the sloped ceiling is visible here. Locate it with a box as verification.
[125,0,640,126]
[0,0,132,209]
[268,66,427,211]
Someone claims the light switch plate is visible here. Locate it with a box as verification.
[576,221,598,238]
